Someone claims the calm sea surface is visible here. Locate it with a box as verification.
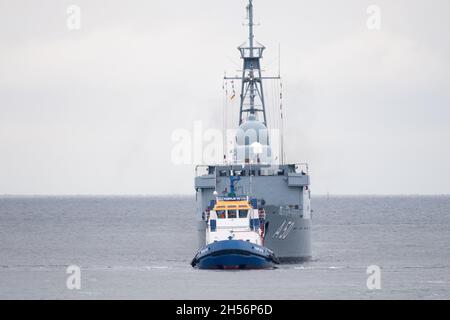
[0,196,449,299]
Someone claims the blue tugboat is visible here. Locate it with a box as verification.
[191,178,279,269]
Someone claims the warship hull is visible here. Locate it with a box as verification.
[264,211,312,262]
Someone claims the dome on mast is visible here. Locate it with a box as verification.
[234,115,272,164]
[236,115,269,146]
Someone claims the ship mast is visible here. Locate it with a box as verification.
[225,0,280,126]
[224,0,284,164]
[248,0,254,50]
[240,0,266,126]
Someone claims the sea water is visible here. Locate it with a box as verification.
[0,195,449,299]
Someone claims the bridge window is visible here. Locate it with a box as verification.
[216,210,226,219]
[227,210,237,219]
[239,210,248,218]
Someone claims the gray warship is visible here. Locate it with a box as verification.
[194,0,312,262]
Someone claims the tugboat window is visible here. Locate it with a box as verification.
[228,210,237,219]
[216,210,226,219]
[239,210,248,218]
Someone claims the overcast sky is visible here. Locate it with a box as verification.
[0,0,449,195]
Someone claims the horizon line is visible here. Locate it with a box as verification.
[1,193,450,197]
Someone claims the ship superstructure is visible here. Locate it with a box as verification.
[194,0,312,262]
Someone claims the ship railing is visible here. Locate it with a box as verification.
[239,46,265,59]
[195,163,309,176]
